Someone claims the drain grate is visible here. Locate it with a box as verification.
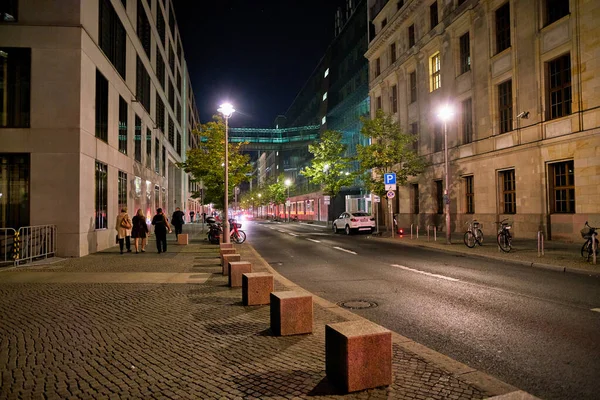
[337,300,378,309]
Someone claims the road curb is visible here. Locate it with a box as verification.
[241,242,519,398]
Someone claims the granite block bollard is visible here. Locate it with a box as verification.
[177,234,188,245]
[270,291,312,336]
[228,261,252,287]
[222,254,241,275]
[242,272,274,306]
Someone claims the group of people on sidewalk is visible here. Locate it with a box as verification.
[115,207,187,254]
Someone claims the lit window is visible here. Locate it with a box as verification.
[323,92,327,101]
[429,52,441,92]
[322,116,326,125]
[324,68,329,78]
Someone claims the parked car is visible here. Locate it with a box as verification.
[332,212,376,235]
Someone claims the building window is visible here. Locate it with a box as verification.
[376,96,382,111]
[465,175,474,214]
[458,0,467,5]
[375,58,381,76]
[95,161,108,229]
[398,1,404,10]
[162,187,166,208]
[459,32,470,74]
[0,47,31,128]
[136,0,151,57]
[157,97,165,133]
[169,46,175,73]
[176,100,182,124]
[410,122,419,152]
[118,170,127,212]
[162,146,166,176]
[498,80,513,134]
[168,116,174,145]
[146,128,152,169]
[462,98,473,144]
[324,68,329,78]
[546,0,569,25]
[430,52,441,92]
[390,43,397,63]
[499,169,516,214]
[408,24,415,48]
[168,79,175,109]
[547,54,572,120]
[322,92,327,101]
[156,55,165,89]
[155,138,160,174]
[155,185,160,211]
[0,154,30,229]
[436,180,443,214]
[434,122,443,152]
[157,8,166,47]
[134,115,142,162]
[321,116,326,125]
[1,0,18,21]
[495,3,511,53]
[136,56,150,113]
[99,0,126,79]
[176,132,181,155]
[381,18,387,29]
[118,96,128,154]
[95,70,108,142]
[391,85,398,113]
[549,160,575,213]
[168,3,175,37]
[409,71,417,103]
[430,1,438,30]
[411,184,419,214]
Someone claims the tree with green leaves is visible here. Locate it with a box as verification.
[300,130,355,196]
[266,174,288,205]
[356,109,425,196]
[178,116,251,210]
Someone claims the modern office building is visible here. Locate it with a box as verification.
[0,0,201,257]
[366,0,600,240]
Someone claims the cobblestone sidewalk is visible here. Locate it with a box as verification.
[0,229,519,399]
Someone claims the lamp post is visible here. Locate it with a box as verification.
[218,102,235,243]
[437,105,454,245]
[284,179,291,222]
[257,193,262,219]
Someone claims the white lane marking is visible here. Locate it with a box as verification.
[592,308,600,313]
[307,238,321,243]
[390,264,460,282]
[288,233,299,237]
[333,246,357,255]
[277,229,285,233]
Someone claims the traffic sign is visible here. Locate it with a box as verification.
[323,195,330,205]
[386,190,395,199]
[373,195,381,203]
[383,173,396,185]
[385,184,396,191]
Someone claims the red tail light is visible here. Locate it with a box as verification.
[350,218,357,222]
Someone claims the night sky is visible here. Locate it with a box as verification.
[174,0,343,128]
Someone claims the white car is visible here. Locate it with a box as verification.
[332,212,376,235]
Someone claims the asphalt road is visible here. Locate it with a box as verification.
[245,219,600,400]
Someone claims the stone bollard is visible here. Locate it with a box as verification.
[219,243,234,250]
[221,254,240,275]
[177,234,189,245]
[242,272,274,306]
[270,291,312,336]
[228,261,252,287]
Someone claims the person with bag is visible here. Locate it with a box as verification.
[171,207,185,240]
[152,208,171,253]
[131,208,149,253]
[115,207,132,254]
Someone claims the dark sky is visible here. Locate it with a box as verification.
[174,0,343,128]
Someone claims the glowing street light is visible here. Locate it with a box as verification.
[437,105,454,245]
[218,102,235,243]
[284,179,292,222]
[257,193,262,218]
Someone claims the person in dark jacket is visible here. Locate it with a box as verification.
[152,208,171,253]
[131,209,149,253]
[171,207,185,239]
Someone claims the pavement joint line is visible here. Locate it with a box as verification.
[333,246,357,255]
[306,238,321,243]
[390,264,460,282]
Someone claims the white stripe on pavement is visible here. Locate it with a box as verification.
[307,238,321,243]
[390,264,460,282]
[288,233,299,237]
[333,246,357,255]
[277,229,285,233]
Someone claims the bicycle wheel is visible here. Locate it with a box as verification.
[497,232,511,252]
[475,229,484,246]
[463,231,476,248]
[581,240,591,259]
[232,230,246,244]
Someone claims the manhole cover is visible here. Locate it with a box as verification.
[337,300,378,309]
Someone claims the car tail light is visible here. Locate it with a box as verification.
[350,218,357,222]
[370,218,375,221]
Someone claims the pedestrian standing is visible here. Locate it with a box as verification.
[115,207,132,254]
[131,209,149,253]
[171,207,185,240]
[189,210,195,223]
[152,208,171,253]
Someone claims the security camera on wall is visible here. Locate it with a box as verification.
[517,111,529,119]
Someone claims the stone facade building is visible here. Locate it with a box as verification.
[0,0,201,257]
[366,0,600,241]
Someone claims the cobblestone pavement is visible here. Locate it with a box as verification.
[0,226,517,399]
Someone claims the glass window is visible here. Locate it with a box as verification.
[168,3,175,37]
[136,56,150,112]
[1,0,18,21]
[95,70,108,142]
[156,55,165,89]
[118,96,128,154]
[99,0,126,79]
[410,122,418,152]
[146,128,152,169]
[136,0,151,57]
[155,138,160,174]
[547,54,572,120]
[462,98,473,144]
[0,153,30,229]
[156,97,165,133]
[391,84,398,113]
[321,116,326,125]
[430,1,438,30]
[162,145,166,176]
[156,7,166,47]
[168,79,175,108]
[465,176,474,214]
[409,71,417,103]
[376,96,382,111]
[546,0,569,25]
[324,68,329,78]
[95,161,108,229]
[496,3,511,53]
[390,43,397,63]
[436,180,443,214]
[168,116,174,144]
[430,52,441,91]
[434,122,443,152]
[549,161,575,213]
[408,24,415,48]
[459,32,470,74]
[118,170,127,212]
[177,100,182,124]
[134,115,142,162]
[375,58,381,76]
[176,132,181,156]
[169,46,175,74]
[498,80,513,134]
[499,169,516,214]
[322,92,327,101]
[155,185,160,213]
[0,47,31,128]
[411,184,419,214]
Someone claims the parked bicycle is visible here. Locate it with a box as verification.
[229,219,247,244]
[496,219,512,253]
[580,221,598,261]
[463,220,484,248]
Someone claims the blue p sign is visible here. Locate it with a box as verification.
[384,173,396,185]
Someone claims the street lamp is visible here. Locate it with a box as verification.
[257,193,262,219]
[218,102,235,243]
[284,179,291,222]
[437,105,454,245]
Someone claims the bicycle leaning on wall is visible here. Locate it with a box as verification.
[463,220,484,248]
[580,221,599,262]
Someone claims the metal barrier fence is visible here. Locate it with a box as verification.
[0,225,56,266]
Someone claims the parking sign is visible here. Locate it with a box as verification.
[384,173,396,185]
